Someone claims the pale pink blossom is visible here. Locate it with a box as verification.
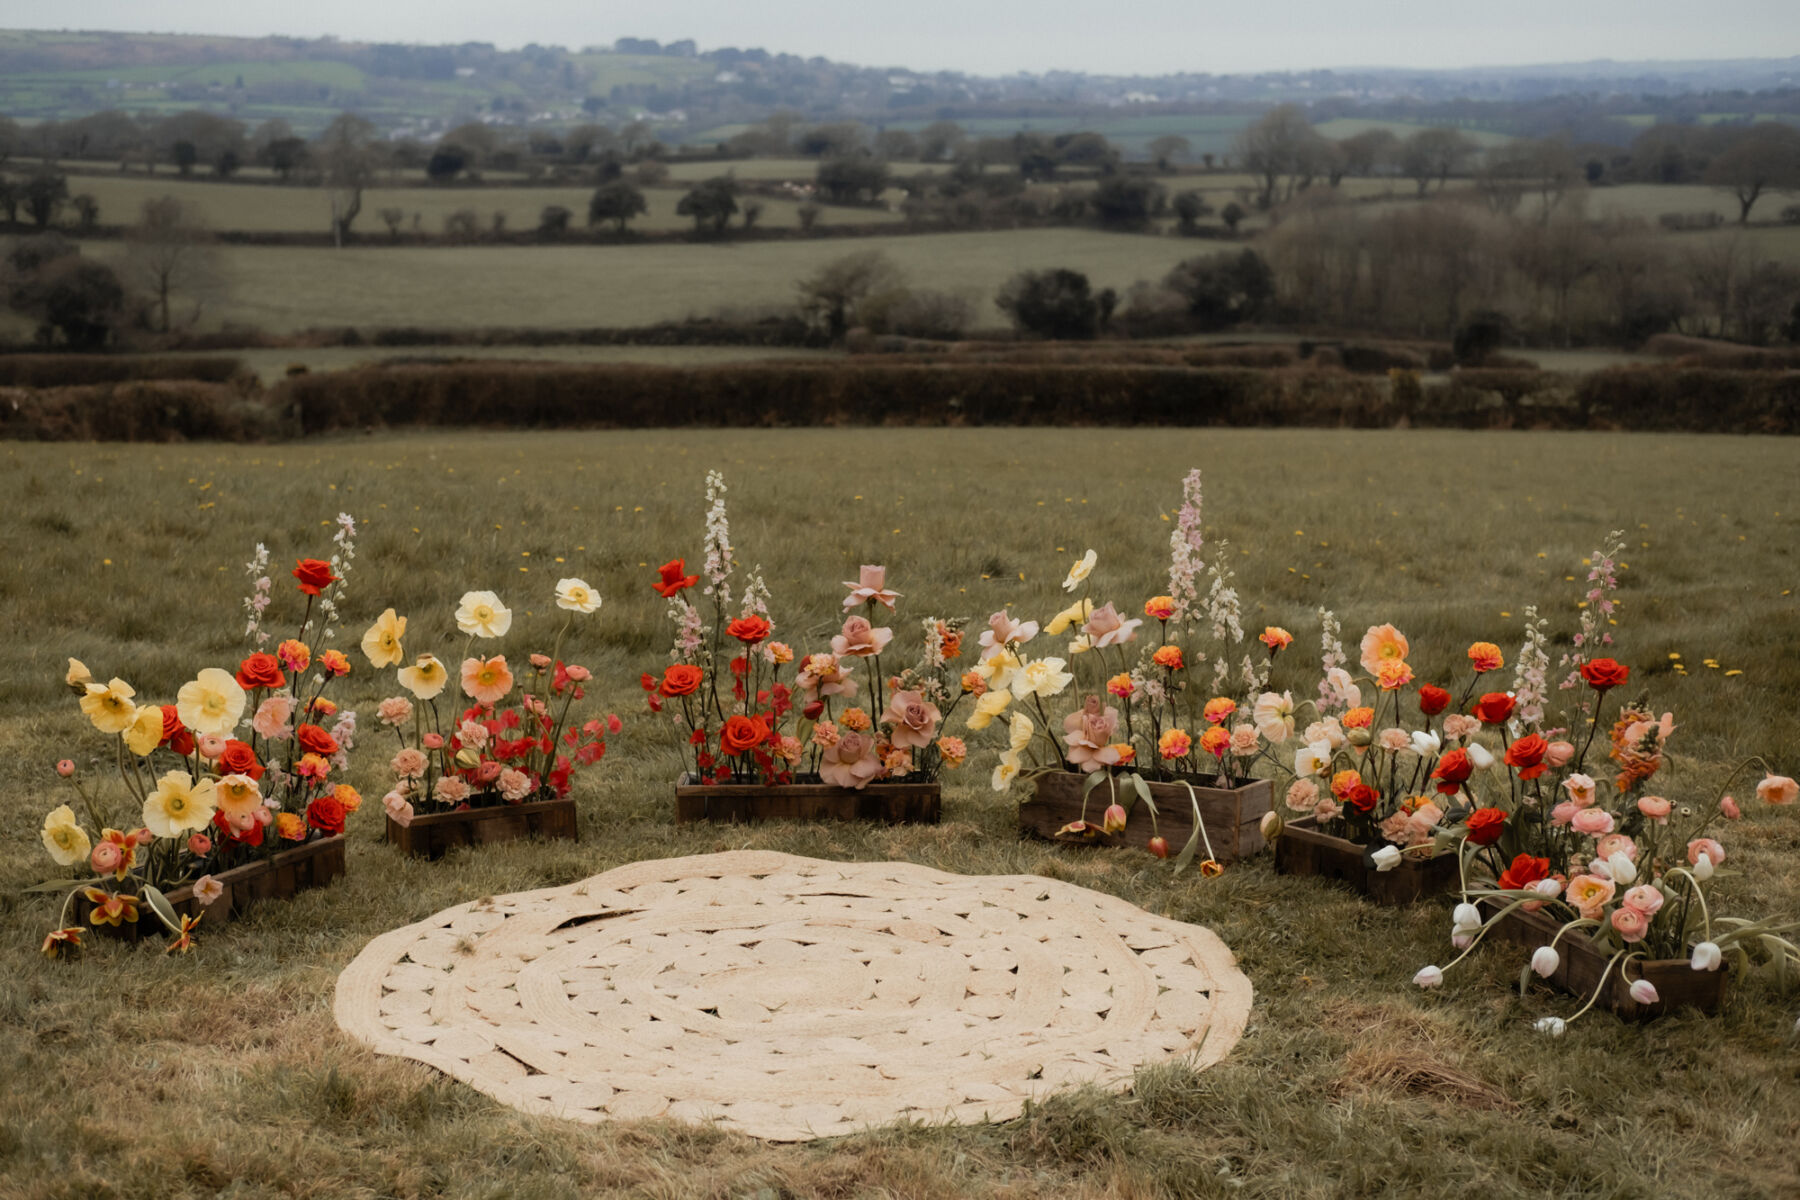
[1377,728,1410,753]
[1622,884,1665,917]
[391,748,428,779]
[881,689,941,750]
[457,719,490,752]
[497,768,534,802]
[843,564,901,610]
[1596,833,1637,863]
[383,791,414,827]
[1611,905,1650,943]
[1229,723,1260,755]
[376,696,414,726]
[1637,795,1671,823]
[1442,714,1482,741]
[818,730,883,789]
[192,875,224,906]
[1562,773,1598,807]
[978,610,1038,659]
[831,615,893,658]
[1550,801,1577,827]
[1544,740,1576,768]
[251,696,295,741]
[1081,603,1143,650]
[1570,807,1615,837]
[1285,778,1321,814]
[433,777,471,805]
[1063,696,1122,770]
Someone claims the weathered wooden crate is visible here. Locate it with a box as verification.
[674,774,941,825]
[1273,817,1460,907]
[1017,772,1272,862]
[73,834,347,940]
[1480,898,1728,1019]
[385,793,578,860]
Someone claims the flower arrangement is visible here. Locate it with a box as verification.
[1406,533,1800,1028]
[647,471,968,789]
[39,518,370,957]
[373,578,617,827]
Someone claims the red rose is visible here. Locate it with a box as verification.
[1505,733,1548,780]
[235,652,286,691]
[1431,748,1472,794]
[1418,685,1451,716]
[1346,784,1379,814]
[1465,807,1506,845]
[659,664,703,698]
[654,558,699,599]
[159,704,196,755]
[217,739,264,781]
[306,794,346,837]
[719,714,768,756]
[295,723,340,757]
[727,615,771,644]
[1496,852,1550,891]
[292,558,338,596]
[1578,658,1630,691]
[1471,692,1516,726]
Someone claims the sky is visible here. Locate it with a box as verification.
[12,0,1799,75]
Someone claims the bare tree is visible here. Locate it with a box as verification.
[1399,128,1477,196]
[1704,123,1800,225]
[1234,105,1330,209]
[316,113,381,246]
[121,195,225,333]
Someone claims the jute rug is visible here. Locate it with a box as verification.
[333,850,1253,1141]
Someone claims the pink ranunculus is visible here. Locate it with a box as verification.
[881,689,941,750]
[818,730,884,790]
[197,733,230,758]
[1611,905,1651,943]
[187,833,211,856]
[251,695,296,741]
[1687,838,1725,869]
[473,761,504,786]
[1081,602,1143,649]
[422,732,445,750]
[391,748,428,779]
[978,609,1038,658]
[1757,775,1799,806]
[1596,833,1637,863]
[842,564,901,610]
[497,768,534,802]
[1637,794,1671,823]
[529,653,552,669]
[1544,740,1577,768]
[1721,795,1741,820]
[1622,884,1665,917]
[383,791,414,827]
[831,615,893,658]
[56,759,75,777]
[1550,801,1577,827]
[564,664,591,683]
[1570,807,1615,837]
[376,696,414,726]
[90,841,122,876]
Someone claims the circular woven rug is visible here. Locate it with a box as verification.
[334,850,1252,1141]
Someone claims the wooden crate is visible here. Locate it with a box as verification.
[1480,899,1728,1019]
[72,834,347,940]
[1017,771,1272,862]
[674,774,941,824]
[385,793,579,860]
[1273,817,1460,907]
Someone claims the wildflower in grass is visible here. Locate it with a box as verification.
[455,591,513,638]
[398,654,450,700]
[1562,773,1597,806]
[1511,606,1551,724]
[555,577,601,614]
[700,470,734,606]
[1167,469,1205,621]
[1259,626,1293,652]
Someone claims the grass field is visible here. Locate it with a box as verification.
[68,174,902,236]
[88,228,1193,332]
[1,428,1798,1198]
[1311,117,1513,149]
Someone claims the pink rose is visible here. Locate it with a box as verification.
[1687,838,1725,868]
[843,564,900,610]
[1636,795,1671,823]
[1081,603,1142,649]
[1544,740,1576,768]
[1622,884,1664,917]
[818,730,884,789]
[1611,905,1650,944]
[880,689,941,750]
[1757,775,1799,806]
[1062,698,1122,769]
[831,615,893,658]
[1570,808,1615,837]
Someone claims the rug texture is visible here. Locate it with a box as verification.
[334,850,1252,1141]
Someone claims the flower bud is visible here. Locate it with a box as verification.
[1531,946,1560,977]
[1413,965,1443,988]
[1259,810,1284,842]
[1371,845,1402,872]
[1691,941,1722,971]
[1608,852,1637,886]
[1534,1016,1566,1036]
[1452,902,1482,933]
[1467,743,1495,770]
[1451,932,1473,950]
[1692,854,1715,882]
[455,748,481,769]
[56,759,75,777]
[1628,978,1660,1005]
[1346,728,1372,748]
[1102,803,1128,835]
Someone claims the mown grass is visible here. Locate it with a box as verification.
[1,428,1798,1199]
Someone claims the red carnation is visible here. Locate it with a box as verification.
[1418,685,1451,717]
[1471,692,1517,726]
[292,558,338,596]
[1431,748,1473,795]
[1505,733,1549,780]
[654,558,699,598]
[1464,807,1506,845]
[1578,658,1630,691]
[235,652,286,691]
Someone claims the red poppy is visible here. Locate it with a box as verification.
[654,558,699,598]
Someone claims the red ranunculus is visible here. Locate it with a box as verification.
[1579,657,1630,691]
[1471,692,1517,725]
[719,714,768,756]
[1431,748,1473,794]
[306,794,346,837]
[1418,684,1451,716]
[727,615,771,644]
[295,723,340,757]
[158,704,196,755]
[654,558,699,598]
[1505,733,1549,780]
[235,652,286,690]
[1496,852,1550,891]
[1346,783,1379,814]
[292,558,338,596]
[659,664,703,698]
[217,739,264,781]
[1465,807,1506,845]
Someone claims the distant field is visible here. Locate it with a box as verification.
[1312,117,1512,148]
[88,228,1194,332]
[65,174,903,234]
[222,343,844,384]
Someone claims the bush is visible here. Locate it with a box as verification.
[0,355,245,387]
[0,381,277,441]
[9,257,126,349]
[1162,250,1273,330]
[995,269,1115,340]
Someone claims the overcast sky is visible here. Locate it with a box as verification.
[21,1,1800,75]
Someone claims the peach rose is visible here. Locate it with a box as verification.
[831,615,893,658]
[818,730,883,789]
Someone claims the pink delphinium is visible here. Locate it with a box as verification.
[1167,469,1205,622]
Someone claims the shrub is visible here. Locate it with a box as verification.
[995,269,1114,340]
[1162,250,1273,330]
[0,355,245,387]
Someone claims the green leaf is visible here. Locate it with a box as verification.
[142,886,182,934]
[1172,822,1203,877]
[1130,773,1153,807]
[1082,771,1108,803]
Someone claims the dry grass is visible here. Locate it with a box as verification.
[2,427,1799,1199]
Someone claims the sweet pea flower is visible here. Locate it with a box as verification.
[251,696,295,741]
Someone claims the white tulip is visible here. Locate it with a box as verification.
[1531,946,1560,977]
[1534,1016,1567,1037]
[1452,902,1482,933]
[1413,965,1444,988]
[1410,730,1441,758]
[1467,742,1495,770]
[1629,979,1660,1005]
[1693,854,1715,882]
[1608,852,1637,885]
[1452,931,1473,950]
[1691,941,1723,971]
[1371,845,1403,872]
[1534,877,1564,899]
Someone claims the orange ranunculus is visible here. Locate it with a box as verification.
[719,715,769,756]
[1341,706,1374,730]
[1471,692,1517,725]
[293,558,338,596]
[659,664,703,698]
[1467,642,1504,673]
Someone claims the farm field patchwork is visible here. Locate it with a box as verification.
[220,343,844,384]
[0,427,1796,1197]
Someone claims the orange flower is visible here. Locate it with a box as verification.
[1375,660,1415,691]
[1159,728,1192,759]
[840,707,872,732]
[1144,596,1177,621]
[1259,626,1293,652]
[332,784,363,814]
[461,655,515,706]
[1152,645,1184,670]
[294,753,331,781]
[1200,726,1232,757]
[1359,623,1410,676]
[81,886,139,927]
[320,649,351,677]
[1330,769,1364,800]
[276,812,307,841]
[936,623,963,660]
[1107,673,1136,698]
[165,913,202,955]
[1202,697,1237,725]
[961,671,986,696]
[1198,860,1225,878]
[1109,743,1136,765]
[41,927,82,958]
[276,638,311,673]
[1467,642,1503,673]
[1341,706,1375,730]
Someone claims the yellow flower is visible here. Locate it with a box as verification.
[554,577,601,614]
[1061,549,1097,592]
[397,653,449,700]
[176,668,246,736]
[972,649,1022,693]
[454,590,513,638]
[124,704,165,756]
[991,751,1022,792]
[1008,711,1035,752]
[360,608,407,668]
[1045,598,1094,636]
[65,657,92,692]
[966,689,1012,730]
[80,677,138,734]
[41,805,90,867]
[1009,657,1073,700]
[215,773,263,822]
[142,770,217,838]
